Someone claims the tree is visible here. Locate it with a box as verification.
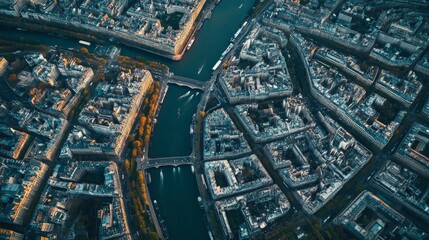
[132,148,138,159]
[138,127,144,138]
[149,232,160,240]
[144,134,151,146]
[139,116,147,126]
[145,125,152,135]
[125,159,131,176]
[143,125,152,145]
[200,111,206,117]
[80,47,89,54]
[130,158,136,176]
[8,73,17,82]
[138,171,144,184]
[133,140,142,149]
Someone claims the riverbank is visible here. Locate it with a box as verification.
[0,0,216,61]
[0,14,181,60]
[123,80,163,239]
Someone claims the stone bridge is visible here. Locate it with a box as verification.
[167,75,208,91]
[142,156,193,169]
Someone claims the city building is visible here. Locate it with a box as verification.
[394,123,429,177]
[0,57,8,77]
[300,36,405,149]
[0,0,207,59]
[11,51,94,118]
[204,155,272,200]
[203,108,251,161]
[266,111,371,214]
[234,95,315,143]
[215,185,290,239]
[334,191,427,240]
[315,47,379,86]
[219,24,292,104]
[372,160,429,222]
[0,158,48,225]
[0,229,24,240]
[374,70,422,108]
[422,99,429,120]
[30,161,130,239]
[8,105,68,161]
[66,68,153,160]
[415,51,429,77]
[0,125,30,160]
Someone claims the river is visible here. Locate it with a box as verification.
[147,0,255,238]
[0,0,255,239]
[148,166,208,240]
[1,0,254,81]
[148,85,202,158]
[123,0,256,81]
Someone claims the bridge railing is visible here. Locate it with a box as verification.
[143,160,193,169]
[169,75,207,87]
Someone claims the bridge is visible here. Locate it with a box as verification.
[166,75,208,90]
[141,156,193,169]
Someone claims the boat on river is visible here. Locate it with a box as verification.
[79,40,91,46]
[187,38,195,50]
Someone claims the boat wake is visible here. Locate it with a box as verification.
[189,94,195,100]
[197,62,205,75]
[186,93,195,104]
[238,3,243,9]
[160,169,164,187]
[178,91,190,100]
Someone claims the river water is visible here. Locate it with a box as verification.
[146,0,255,238]
[148,166,208,240]
[148,85,202,158]
[122,0,256,81]
[0,0,255,239]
